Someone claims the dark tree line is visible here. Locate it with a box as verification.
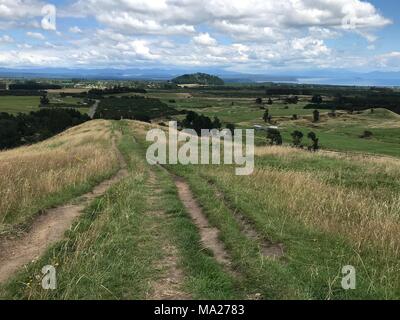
[88,86,147,96]
[181,111,222,135]
[9,81,61,90]
[305,93,400,115]
[0,109,89,150]
[93,96,178,121]
[0,90,46,96]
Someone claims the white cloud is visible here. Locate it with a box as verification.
[0,34,13,43]
[375,52,400,68]
[0,0,44,20]
[0,0,395,72]
[69,26,82,34]
[193,33,217,46]
[26,31,45,40]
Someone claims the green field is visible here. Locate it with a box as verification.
[0,95,90,115]
[146,89,400,158]
[0,96,40,114]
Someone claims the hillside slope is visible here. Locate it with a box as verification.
[1,120,399,300]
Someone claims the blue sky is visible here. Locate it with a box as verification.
[0,0,399,73]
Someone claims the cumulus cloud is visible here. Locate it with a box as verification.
[0,0,44,20]
[0,0,395,71]
[193,33,217,46]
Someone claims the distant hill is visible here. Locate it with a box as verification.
[171,73,224,85]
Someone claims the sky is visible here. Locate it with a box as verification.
[0,0,399,74]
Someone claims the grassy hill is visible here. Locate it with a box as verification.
[1,119,399,299]
[172,73,225,86]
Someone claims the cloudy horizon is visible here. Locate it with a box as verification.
[0,0,399,74]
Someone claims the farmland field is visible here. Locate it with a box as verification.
[0,96,40,114]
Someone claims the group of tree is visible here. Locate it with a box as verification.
[9,81,61,90]
[87,86,147,97]
[0,90,45,96]
[0,109,89,150]
[267,128,283,145]
[290,130,319,151]
[256,97,273,105]
[305,93,400,115]
[93,96,178,121]
[311,94,323,104]
[285,96,299,104]
[180,111,222,135]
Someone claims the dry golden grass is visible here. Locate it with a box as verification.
[0,120,119,229]
[209,158,400,259]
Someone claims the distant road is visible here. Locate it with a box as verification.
[88,100,99,119]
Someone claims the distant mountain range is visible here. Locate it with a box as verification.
[1,67,400,86]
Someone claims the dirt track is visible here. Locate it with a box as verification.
[0,141,128,284]
[174,176,236,274]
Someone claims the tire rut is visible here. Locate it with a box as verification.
[0,140,128,284]
[146,170,191,300]
[205,178,284,259]
[173,175,238,276]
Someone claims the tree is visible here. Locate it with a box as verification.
[263,109,269,123]
[255,97,263,105]
[360,130,373,139]
[313,109,320,122]
[181,111,221,135]
[292,114,298,120]
[286,96,298,104]
[267,128,283,145]
[267,98,273,105]
[40,94,50,106]
[291,130,304,147]
[213,116,222,129]
[311,95,323,104]
[226,123,235,135]
[307,132,319,151]
[329,105,337,117]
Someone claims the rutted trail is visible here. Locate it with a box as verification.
[206,178,284,259]
[146,170,191,300]
[0,139,128,284]
[173,176,237,275]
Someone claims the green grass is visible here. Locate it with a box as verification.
[0,95,90,115]
[0,121,239,300]
[0,96,40,114]
[149,89,400,158]
[165,161,400,299]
